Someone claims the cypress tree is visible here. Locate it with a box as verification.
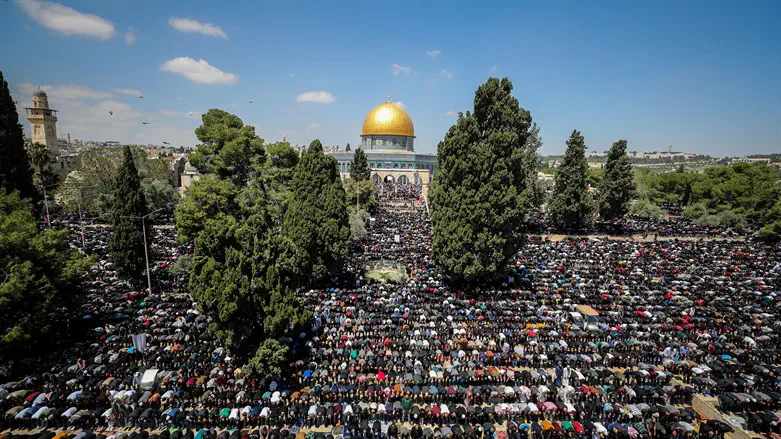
[281,139,350,286]
[109,146,149,286]
[430,77,540,285]
[350,147,371,181]
[345,143,351,152]
[548,129,595,231]
[0,71,37,202]
[599,139,635,219]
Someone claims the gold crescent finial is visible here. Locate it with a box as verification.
[387,92,391,103]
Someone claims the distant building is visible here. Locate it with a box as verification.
[731,157,771,165]
[24,87,76,173]
[629,151,697,160]
[179,161,201,195]
[25,87,59,156]
[327,97,436,196]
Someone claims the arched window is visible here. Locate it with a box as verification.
[398,175,408,184]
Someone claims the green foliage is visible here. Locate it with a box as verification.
[349,209,369,241]
[345,178,378,212]
[189,109,266,184]
[280,139,350,287]
[345,143,351,152]
[645,163,780,237]
[599,140,635,219]
[168,254,191,277]
[56,146,174,218]
[757,220,781,243]
[0,72,37,203]
[109,146,149,286]
[180,110,313,374]
[645,171,699,206]
[266,141,299,169]
[176,175,238,240]
[245,339,289,382]
[0,190,92,361]
[629,199,665,220]
[142,179,178,215]
[350,147,371,181]
[548,130,595,231]
[586,167,604,189]
[430,77,540,285]
[683,202,709,221]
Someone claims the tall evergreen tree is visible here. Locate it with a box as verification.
[182,110,311,373]
[0,71,37,202]
[430,77,540,284]
[599,139,635,219]
[350,147,371,181]
[280,139,350,286]
[548,129,595,231]
[345,142,351,152]
[109,146,149,286]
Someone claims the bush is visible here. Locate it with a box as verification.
[629,199,664,220]
[683,202,709,221]
[756,221,781,243]
[349,209,368,241]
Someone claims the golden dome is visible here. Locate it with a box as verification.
[361,101,415,137]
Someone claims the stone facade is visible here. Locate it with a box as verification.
[25,88,59,156]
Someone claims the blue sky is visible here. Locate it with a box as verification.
[2,0,779,155]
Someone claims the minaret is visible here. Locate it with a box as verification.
[25,87,59,157]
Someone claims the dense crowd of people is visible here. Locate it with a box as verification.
[2,183,780,439]
[593,216,740,238]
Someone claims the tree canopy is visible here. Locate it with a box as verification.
[599,139,635,219]
[350,147,371,182]
[189,109,266,184]
[109,146,149,286]
[56,146,176,218]
[177,110,315,379]
[430,77,541,285]
[0,71,37,203]
[0,189,92,361]
[548,130,595,232]
[280,139,350,287]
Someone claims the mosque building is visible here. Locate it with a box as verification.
[328,97,437,186]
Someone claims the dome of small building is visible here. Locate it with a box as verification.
[361,101,415,138]
[33,87,47,98]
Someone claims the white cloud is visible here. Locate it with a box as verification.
[289,72,296,78]
[445,110,458,117]
[113,88,142,96]
[295,91,335,104]
[308,123,320,130]
[441,69,453,80]
[20,83,112,100]
[124,28,136,44]
[490,65,498,73]
[392,64,412,76]
[15,0,116,39]
[160,57,238,85]
[168,17,227,39]
[425,50,441,57]
[393,101,406,109]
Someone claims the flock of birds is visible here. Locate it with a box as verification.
[18,89,254,147]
